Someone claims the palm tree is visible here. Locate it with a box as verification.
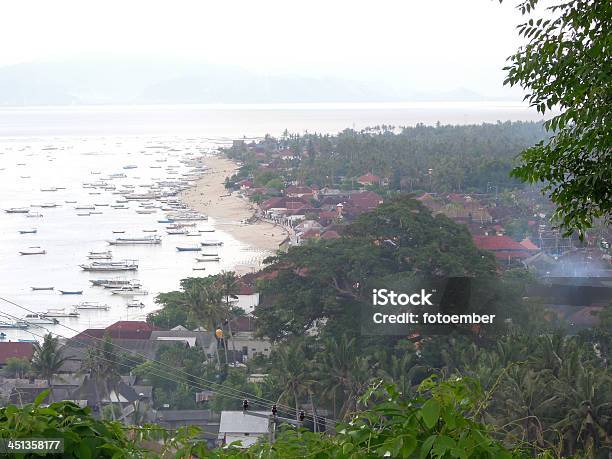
[553,361,612,456]
[31,333,71,402]
[180,279,229,368]
[216,271,241,361]
[79,335,121,419]
[269,339,315,421]
[315,336,374,419]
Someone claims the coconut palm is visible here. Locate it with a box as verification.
[79,335,121,419]
[31,333,72,402]
[269,339,315,421]
[315,336,374,419]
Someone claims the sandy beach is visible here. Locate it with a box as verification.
[182,155,289,273]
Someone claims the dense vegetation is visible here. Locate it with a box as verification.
[225,121,545,194]
[504,0,612,236]
[140,196,611,457]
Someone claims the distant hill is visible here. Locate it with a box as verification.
[0,58,493,105]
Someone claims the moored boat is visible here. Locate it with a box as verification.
[107,235,161,245]
[177,246,201,252]
[18,229,37,234]
[31,286,54,291]
[87,250,112,259]
[73,302,110,311]
[126,300,145,308]
[5,207,30,214]
[23,314,59,324]
[43,308,79,318]
[111,287,149,296]
[19,249,46,255]
[59,290,83,295]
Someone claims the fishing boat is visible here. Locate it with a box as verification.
[43,308,79,318]
[176,246,201,252]
[193,267,206,270]
[123,165,138,169]
[26,212,43,218]
[40,203,59,208]
[142,229,157,233]
[40,187,58,192]
[59,290,83,295]
[195,256,220,262]
[186,231,201,237]
[87,250,112,259]
[19,249,46,255]
[80,260,138,271]
[31,286,54,291]
[112,230,126,233]
[65,200,77,203]
[18,229,37,234]
[158,219,174,223]
[23,314,59,325]
[90,278,140,288]
[5,207,30,214]
[75,206,95,210]
[126,300,145,308]
[77,213,91,216]
[111,287,149,296]
[73,302,110,311]
[198,228,215,233]
[201,240,223,246]
[166,228,187,235]
[0,321,29,329]
[108,235,161,245]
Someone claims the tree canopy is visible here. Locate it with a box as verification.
[504,0,612,236]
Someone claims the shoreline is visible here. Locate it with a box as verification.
[182,155,289,274]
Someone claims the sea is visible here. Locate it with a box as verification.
[0,102,544,341]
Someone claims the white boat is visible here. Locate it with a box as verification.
[23,314,59,324]
[19,249,46,255]
[107,236,161,245]
[0,321,29,329]
[186,231,201,237]
[80,260,138,271]
[126,300,145,308]
[5,208,30,214]
[43,308,79,318]
[195,256,220,262]
[26,212,44,218]
[166,228,187,235]
[18,229,37,234]
[73,302,110,311]
[40,203,58,208]
[111,287,149,296]
[90,278,140,288]
[201,240,223,246]
[87,250,112,259]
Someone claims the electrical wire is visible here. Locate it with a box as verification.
[0,298,334,425]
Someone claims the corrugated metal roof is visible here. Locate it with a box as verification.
[219,411,269,434]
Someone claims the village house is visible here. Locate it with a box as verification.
[473,235,536,266]
[0,342,34,369]
[218,411,270,448]
[357,172,381,186]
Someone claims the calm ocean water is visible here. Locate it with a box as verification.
[0,102,542,341]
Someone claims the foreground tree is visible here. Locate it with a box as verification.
[504,0,611,236]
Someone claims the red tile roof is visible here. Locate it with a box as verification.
[107,321,154,331]
[357,173,381,185]
[321,230,340,239]
[473,235,527,252]
[0,342,35,365]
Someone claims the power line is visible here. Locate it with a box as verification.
[0,298,334,424]
[0,310,297,418]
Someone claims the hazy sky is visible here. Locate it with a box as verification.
[0,0,527,97]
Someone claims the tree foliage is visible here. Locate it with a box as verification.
[504,0,612,236]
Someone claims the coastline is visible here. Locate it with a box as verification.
[182,155,289,274]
